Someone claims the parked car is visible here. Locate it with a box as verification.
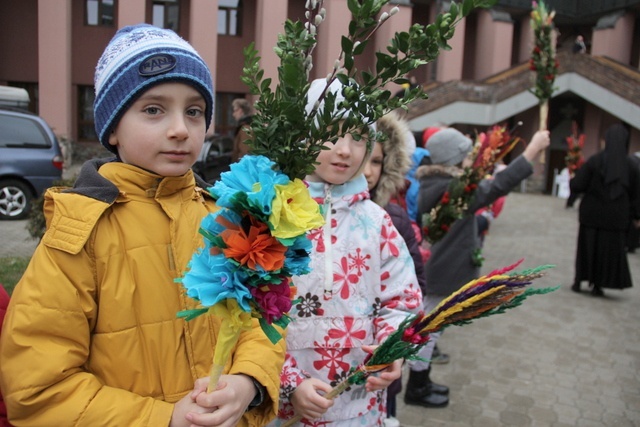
[192,134,233,184]
[0,108,63,220]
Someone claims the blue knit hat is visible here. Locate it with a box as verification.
[94,24,214,153]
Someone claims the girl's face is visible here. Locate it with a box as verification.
[307,133,368,185]
[363,142,383,191]
[108,83,206,177]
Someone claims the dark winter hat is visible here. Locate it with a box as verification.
[94,24,214,153]
[426,127,473,166]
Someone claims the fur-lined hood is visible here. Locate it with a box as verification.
[371,112,412,207]
[415,163,463,181]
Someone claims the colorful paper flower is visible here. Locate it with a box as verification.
[180,251,252,312]
[220,214,287,272]
[269,178,324,240]
[179,153,323,392]
[250,279,294,324]
[210,155,289,217]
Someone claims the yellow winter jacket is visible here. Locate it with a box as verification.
[0,160,285,426]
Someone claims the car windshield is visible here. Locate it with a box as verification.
[0,115,51,148]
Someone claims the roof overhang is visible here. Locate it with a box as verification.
[408,72,640,132]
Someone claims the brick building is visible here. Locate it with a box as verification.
[0,0,639,191]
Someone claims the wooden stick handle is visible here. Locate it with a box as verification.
[207,363,225,393]
[538,101,549,163]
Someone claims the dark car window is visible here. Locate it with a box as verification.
[0,115,51,148]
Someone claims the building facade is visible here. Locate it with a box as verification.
[1,0,639,191]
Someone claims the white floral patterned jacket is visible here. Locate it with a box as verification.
[271,174,422,425]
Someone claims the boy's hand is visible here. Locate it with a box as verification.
[361,344,402,392]
[171,379,211,427]
[172,375,256,427]
[290,378,334,421]
[523,130,551,162]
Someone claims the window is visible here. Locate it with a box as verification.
[78,86,97,141]
[0,115,50,149]
[218,0,241,36]
[153,0,180,31]
[86,0,115,26]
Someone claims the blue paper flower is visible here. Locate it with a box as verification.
[283,235,313,276]
[210,155,289,216]
[181,251,252,311]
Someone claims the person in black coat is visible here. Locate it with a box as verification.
[570,123,640,296]
[627,151,640,252]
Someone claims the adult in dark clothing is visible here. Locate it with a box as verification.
[570,124,640,296]
[230,98,254,162]
[627,152,640,253]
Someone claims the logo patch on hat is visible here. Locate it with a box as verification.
[139,54,177,76]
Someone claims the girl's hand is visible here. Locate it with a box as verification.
[361,345,402,392]
[290,378,334,421]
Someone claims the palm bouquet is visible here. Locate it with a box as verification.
[282,259,557,426]
[177,0,497,392]
[565,121,585,176]
[421,124,522,245]
[529,0,557,165]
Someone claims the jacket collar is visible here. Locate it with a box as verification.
[307,174,369,205]
[68,158,211,203]
[416,163,463,180]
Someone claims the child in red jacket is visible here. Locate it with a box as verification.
[0,285,12,427]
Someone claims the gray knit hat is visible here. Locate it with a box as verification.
[94,24,214,153]
[426,127,473,166]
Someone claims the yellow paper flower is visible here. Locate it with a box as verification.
[269,178,324,240]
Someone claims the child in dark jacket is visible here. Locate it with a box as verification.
[405,127,549,407]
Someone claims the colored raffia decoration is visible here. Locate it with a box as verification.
[529,0,557,163]
[421,124,522,245]
[282,260,557,427]
[565,121,585,176]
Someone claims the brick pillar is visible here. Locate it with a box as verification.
[473,9,514,80]
[117,0,146,28]
[38,0,72,140]
[189,0,218,133]
[255,0,288,85]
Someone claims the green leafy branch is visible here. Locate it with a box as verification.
[241,0,497,180]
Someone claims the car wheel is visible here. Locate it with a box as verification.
[0,179,34,220]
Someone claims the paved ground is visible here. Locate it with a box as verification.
[395,192,640,427]
[1,192,639,426]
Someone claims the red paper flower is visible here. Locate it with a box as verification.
[250,279,293,323]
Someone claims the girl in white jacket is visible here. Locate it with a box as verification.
[269,81,422,426]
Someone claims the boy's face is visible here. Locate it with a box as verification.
[307,133,368,185]
[363,142,383,191]
[108,82,207,177]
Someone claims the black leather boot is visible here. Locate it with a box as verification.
[403,368,449,407]
[425,366,449,396]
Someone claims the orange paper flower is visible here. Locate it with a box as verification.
[221,215,287,271]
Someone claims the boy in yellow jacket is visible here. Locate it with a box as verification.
[0,24,284,427]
